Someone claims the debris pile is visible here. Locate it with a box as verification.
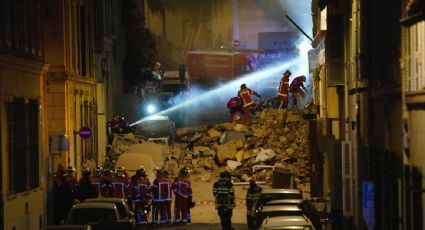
[170,108,310,188]
[109,107,311,190]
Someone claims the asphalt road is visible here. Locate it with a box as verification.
[135,223,248,229]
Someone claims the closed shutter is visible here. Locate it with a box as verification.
[342,141,353,216]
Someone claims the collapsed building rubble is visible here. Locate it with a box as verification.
[171,108,310,191]
[109,103,310,193]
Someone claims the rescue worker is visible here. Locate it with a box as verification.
[53,164,70,224]
[90,165,103,197]
[75,167,97,202]
[172,167,193,224]
[112,166,129,198]
[213,171,235,230]
[64,166,78,194]
[152,62,164,89]
[278,70,291,109]
[152,168,172,225]
[100,168,114,197]
[227,96,243,123]
[246,179,262,229]
[238,84,261,124]
[129,165,151,225]
[289,75,307,107]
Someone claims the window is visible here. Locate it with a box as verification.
[7,98,39,193]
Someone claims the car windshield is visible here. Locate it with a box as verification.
[259,211,304,224]
[115,202,129,219]
[260,193,302,205]
[67,208,117,225]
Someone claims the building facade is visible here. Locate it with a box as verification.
[0,0,48,229]
[311,0,412,229]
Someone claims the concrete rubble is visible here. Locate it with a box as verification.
[110,107,310,191]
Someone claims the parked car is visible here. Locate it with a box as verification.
[259,215,316,230]
[255,198,322,230]
[66,202,134,230]
[83,198,134,222]
[43,226,92,230]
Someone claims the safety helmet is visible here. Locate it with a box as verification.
[102,168,112,176]
[95,166,103,176]
[66,166,76,177]
[155,62,161,67]
[220,171,231,179]
[283,70,291,76]
[180,167,190,176]
[249,179,256,186]
[137,165,146,176]
[300,75,306,81]
[117,166,126,177]
[240,84,247,89]
[82,167,91,176]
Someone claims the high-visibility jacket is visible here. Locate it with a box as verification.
[129,176,151,202]
[100,175,114,197]
[213,178,235,209]
[152,175,172,202]
[290,76,306,93]
[238,88,258,107]
[227,97,242,109]
[89,175,102,197]
[278,76,290,96]
[246,185,262,215]
[172,175,192,199]
[112,174,129,198]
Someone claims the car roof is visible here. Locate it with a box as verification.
[261,189,302,194]
[261,215,314,229]
[72,202,116,209]
[261,205,302,212]
[84,198,126,203]
[43,225,92,230]
[265,199,303,205]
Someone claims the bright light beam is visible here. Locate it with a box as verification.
[130,57,304,127]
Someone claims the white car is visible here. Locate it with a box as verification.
[260,215,316,230]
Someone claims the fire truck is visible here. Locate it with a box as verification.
[186,50,256,85]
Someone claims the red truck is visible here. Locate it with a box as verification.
[186,50,254,85]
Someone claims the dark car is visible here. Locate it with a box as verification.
[66,203,134,230]
[83,198,133,222]
[43,226,92,230]
[252,189,321,230]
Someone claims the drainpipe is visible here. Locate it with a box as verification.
[232,0,240,42]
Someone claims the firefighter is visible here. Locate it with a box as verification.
[227,96,243,123]
[75,167,97,202]
[130,165,151,225]
[152,62,164,89]
[64,166,78,194]
[246,179,262,229]
[289,75,307,107]
[213,171,235,230]
[172,167,193,224]
[152,168,172,225]
[100,168,114,197]
[112,166,129,198]
[90,165,103,197]
[278,70,291,109]
[238,84,261,124]
[53,164,71,224]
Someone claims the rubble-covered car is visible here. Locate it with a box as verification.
[133,115,176,145]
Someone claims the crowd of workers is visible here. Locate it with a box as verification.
[53,164,194,226]
[227,69,307,124]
